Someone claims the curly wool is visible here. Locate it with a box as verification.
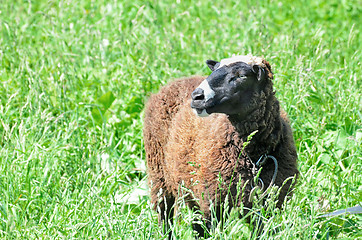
[143,59,298,232]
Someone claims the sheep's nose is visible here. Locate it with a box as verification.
[191,88,205,101]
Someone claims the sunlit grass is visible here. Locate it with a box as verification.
[0,0,361,239]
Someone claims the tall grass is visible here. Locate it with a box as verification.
[0,0,361,239]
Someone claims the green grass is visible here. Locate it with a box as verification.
[0,0,361,239]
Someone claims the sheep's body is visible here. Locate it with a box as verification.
[143,57,299,237]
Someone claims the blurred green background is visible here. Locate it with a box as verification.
[0,0,361,239]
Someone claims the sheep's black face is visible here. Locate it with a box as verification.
[191,60,265,118]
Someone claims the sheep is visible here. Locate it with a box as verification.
[143,55,299,238]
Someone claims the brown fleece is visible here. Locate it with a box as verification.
[143,61,299,234]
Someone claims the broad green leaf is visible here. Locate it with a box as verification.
[335,130,349,149]
[98,91,116,111]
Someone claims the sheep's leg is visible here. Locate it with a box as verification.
[190,208,212,239]
[192,217,212,239]
[157,194,175,239]
[192,222,207,239]
[192,202,227,238]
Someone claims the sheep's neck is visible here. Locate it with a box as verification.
[228,93,283,162]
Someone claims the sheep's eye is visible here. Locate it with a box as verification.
[229,76,247,83]
[235,76,247,82]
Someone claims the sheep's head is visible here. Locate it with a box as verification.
[191,55,271,118]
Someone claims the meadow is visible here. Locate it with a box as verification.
[0,0,361,239]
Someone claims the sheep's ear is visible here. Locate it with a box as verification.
[206,60,220,71]
[252,64,266,81]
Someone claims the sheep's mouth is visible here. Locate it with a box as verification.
[191,97,225,116]
[191,95,241,117]
[191,98,214,110]
[193,108,203,114]
[191,107,209,117]
[191,99,212,117]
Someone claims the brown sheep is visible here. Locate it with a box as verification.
[143,55,299,238]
